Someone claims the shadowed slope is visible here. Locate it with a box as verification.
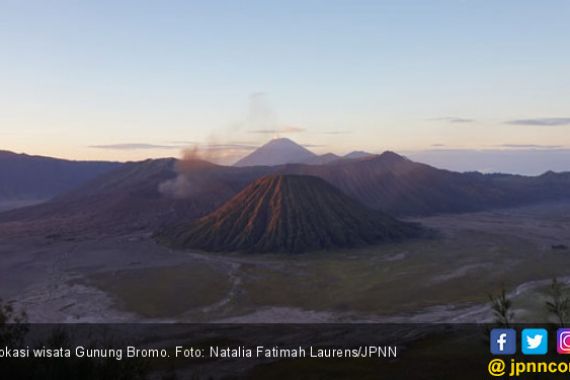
[281,152,570,216]
[157,175,423,253]
[0,150,121,202]
[0,158,273,235]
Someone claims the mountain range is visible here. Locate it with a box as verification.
[0,158,273,234]
[1,139,569,239]
[277,152,570,215]
[0,150,121,204]
[233,138,374,167]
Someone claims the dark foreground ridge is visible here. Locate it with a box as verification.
[157,174,424,253]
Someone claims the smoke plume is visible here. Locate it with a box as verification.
[159,93,290,199]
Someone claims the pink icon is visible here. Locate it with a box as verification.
[557,329,570,354]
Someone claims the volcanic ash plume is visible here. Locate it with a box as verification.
[158,147,206,199]
[159,93,278,199]
[158,175,194,199]
[159,142,252,199]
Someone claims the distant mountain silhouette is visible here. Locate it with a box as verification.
[0,158,272,234]
[280,151,570,215]
[157,175,423,253]
[234,138,317,167]
[0,150,121,203]
[344,151,374,159]
[2,147,570,236]
[303,153,341,165]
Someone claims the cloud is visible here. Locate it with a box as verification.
[498,144,564,149]
[198,143,257,151]
[431,143,447,147]
[89,142,257,152]
[430,117,475,124]
[249,126,306,134]
[321,131,352,135]
[165,140,199,145]
[89,143,183,150]
[302,143,326,148]
[506,118,570,126]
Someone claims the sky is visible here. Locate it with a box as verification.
[1,0,569,174]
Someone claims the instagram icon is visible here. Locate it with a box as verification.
[557,329,570,354]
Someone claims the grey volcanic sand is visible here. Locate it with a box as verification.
[1,201,570,323]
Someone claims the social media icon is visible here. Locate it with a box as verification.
[490,329,516,355]
[557,329,570,354]
[522,329,548,355]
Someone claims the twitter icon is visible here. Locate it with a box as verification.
[522,329,548,355]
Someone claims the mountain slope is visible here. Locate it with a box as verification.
[303,153,341,165]
[0,150,121,202]
[234,138,317,167]
[156,175,423,253]
[0,158,274,235]
[344,151,374,159]
[280,152,570,216]
[2,151,569,237]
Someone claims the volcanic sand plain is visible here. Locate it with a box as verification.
[1,202,569,323]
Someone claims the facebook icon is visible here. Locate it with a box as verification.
[491,329,517,355]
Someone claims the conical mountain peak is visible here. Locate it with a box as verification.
[234,139,317,167]
[157,174,423,253]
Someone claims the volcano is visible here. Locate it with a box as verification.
[157,174,424,253]
[234,138,316,167]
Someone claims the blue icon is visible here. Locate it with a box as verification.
[491,329,517,355]
[522,329,548,355]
